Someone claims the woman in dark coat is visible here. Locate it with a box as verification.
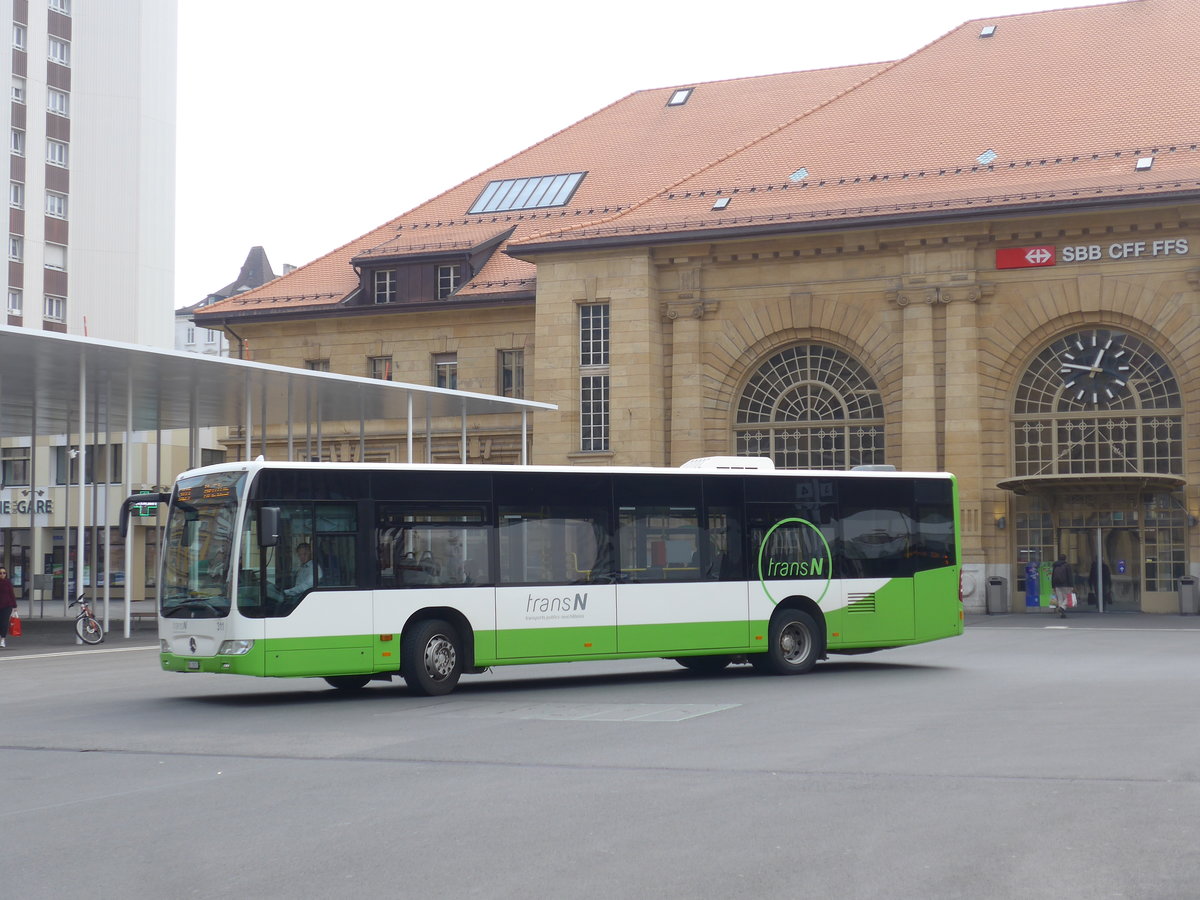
[0,566,17,647]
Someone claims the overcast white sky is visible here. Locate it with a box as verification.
[174,0,1122,306]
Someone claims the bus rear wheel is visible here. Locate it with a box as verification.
[753,609,821,675]
[401,619,462,696]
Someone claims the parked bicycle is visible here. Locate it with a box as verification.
[70,595,104,645]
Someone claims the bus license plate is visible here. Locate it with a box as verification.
[187,661,200,670]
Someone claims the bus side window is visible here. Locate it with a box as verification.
[496,472,614,586]
[837,480,917,578]
[613,474,703,584]
[314,504,357,588]
[275,503,314,603]
[498,512,610,585]
[430,526,490,585]
[913,480,955,570]
[377,504,490,588]
[702,509,740,581]
[617,504,699,583]
[700,476,747,581]
[315,534,355,587]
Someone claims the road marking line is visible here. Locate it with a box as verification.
[0,646,158,661]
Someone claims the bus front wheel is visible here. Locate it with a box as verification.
[401,619,463,696]
[753,609,821,675]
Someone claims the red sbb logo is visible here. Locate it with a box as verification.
[996,246,1057,269]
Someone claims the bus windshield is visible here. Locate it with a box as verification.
[161,471,245,618]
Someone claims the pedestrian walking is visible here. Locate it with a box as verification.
[0,566,16,647]
[1050,554,1074,619]
[1089,558,1112,607]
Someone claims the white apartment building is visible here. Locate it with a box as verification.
[7,0,175,344]
[2,0,177,610]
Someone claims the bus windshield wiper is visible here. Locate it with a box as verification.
[162,596,225,616]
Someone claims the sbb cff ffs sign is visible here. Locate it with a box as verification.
[996,246,1056,269]
[997,239,1189,269]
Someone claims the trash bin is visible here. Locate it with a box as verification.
[1179,576,1199,615]
[986,576,1008,615]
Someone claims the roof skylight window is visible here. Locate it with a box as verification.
[789,167,809,182]
[667,88,694,107]
[1135,156,1154,171]
[977,149,998,165]
[468,172,586,214]
[711,197,731,210]
[979,25,997,37]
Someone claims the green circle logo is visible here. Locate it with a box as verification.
[757,517,833,606]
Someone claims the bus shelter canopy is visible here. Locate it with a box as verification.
[0,324,554,438]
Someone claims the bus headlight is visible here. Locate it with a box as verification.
[217,640,255,655]
[160,639,169,652]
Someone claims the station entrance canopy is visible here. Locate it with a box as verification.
[0,324,555,462]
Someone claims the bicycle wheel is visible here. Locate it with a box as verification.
[76,615,104,645]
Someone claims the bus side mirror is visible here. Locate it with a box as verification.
[259,507,280,548]
[119,492,169,537]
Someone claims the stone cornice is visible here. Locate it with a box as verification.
[661,299,719,320]
[888,283,994,306]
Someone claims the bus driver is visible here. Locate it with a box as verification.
[284,542,320,601]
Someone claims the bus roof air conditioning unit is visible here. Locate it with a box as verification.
[680,456,775,471]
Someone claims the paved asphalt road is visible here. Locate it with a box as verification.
[3,612,1199,899]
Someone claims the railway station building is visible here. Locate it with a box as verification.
[196,0,1200,613]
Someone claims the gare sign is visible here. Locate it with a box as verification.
[996,238,1190,269]
[0,497,53,515]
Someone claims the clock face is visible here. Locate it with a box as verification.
[1058,331,1131,407]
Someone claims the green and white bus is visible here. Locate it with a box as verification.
[125,458,962,695]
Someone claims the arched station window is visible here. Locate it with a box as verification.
[735,344,884,470]
[1012,328,1182,476]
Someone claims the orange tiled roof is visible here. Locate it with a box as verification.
[511,0,1200,252]
[200,0,1196,321]
[197,62,886,318]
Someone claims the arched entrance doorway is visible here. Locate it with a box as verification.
[997,475,1187,613]
[999,328,1186,613]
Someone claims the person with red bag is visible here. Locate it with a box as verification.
[0,566,16,647]
[1050,554,1074,619]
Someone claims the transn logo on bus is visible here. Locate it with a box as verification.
[526,592,588,614]
[757,518,833,606]
[763,557,825,578]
